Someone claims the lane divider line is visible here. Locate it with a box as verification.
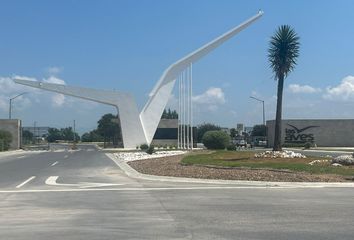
[17,156,25,159]
[16,176,36,188]
[51,161,59,166]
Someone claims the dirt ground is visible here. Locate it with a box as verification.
[128,154,350,182]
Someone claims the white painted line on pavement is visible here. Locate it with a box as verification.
[45,176,124,188]
[16,176,36,188]
[64,155,69,158]
[51,161,59,166]
[17,156,25,159]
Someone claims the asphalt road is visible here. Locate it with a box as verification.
[0,144,354,240]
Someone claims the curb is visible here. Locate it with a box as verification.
[105,153,354,188]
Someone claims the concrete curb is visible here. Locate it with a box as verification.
[106,153,354,188]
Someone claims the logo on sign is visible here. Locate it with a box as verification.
[285,124,319,144]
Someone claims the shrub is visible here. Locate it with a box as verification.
[202,130,230,150]
[140,143,149,150]
[146,145,155,154]
[0,130,12,151]
[304,142,312,149]
[226,144,237,151]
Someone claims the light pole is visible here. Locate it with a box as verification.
[250,96,265,126]
[9,92,27,119]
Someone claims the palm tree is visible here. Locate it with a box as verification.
[268,25,300,151]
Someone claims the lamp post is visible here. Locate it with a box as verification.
[250,96,265,126]
[9,92,27,119]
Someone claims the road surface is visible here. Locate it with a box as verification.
[0,144,353,240]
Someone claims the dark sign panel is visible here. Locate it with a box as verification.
[284,124,319,144]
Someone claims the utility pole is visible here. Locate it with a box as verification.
[9,92,27,119]
[73,120,76,143]
[250,96,265,126]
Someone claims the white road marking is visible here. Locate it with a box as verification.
[64,155,69,159]
[16,155,25,159]
[16,176,36,188]
[51,161,59,166]
[45,176,124,188]
[0,185,337,194]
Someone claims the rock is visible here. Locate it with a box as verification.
[255,150,306,159]
[308,159,330,165]
[331,163,343,167]
[115,150,186,162]
[331,155,354,166]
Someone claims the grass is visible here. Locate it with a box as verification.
[181,150,354,176]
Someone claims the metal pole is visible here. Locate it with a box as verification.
[250,96,265,125]
[262,100,265,126]
[178,75,181,149]
[9,92,27,119]
[73,120,76,143]
[186,68,190,149]
[190,63,193,149]
[9,99,12,119]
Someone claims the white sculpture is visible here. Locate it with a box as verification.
[14,11,263,149]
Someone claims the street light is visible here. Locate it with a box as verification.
[9,92,27,119]
[250,96,265,126]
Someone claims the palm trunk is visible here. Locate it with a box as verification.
[273,74,284,151]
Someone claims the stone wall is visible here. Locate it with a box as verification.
[267,119,354,147]
[0,119,22,150]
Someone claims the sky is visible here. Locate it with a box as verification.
[1,0,354,134]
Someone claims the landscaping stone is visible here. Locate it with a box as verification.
[255,150,306,159]
[331,155,354,166]
[308,159,330,166]
[114,150,186,162]
[331,163,343,167]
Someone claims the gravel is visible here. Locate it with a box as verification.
[128,154,348,182]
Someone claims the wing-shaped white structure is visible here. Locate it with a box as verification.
[14,11,263,149]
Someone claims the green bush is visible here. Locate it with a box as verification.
[202,130,230,150]
[226,144,237,151]
[146,145,155,154]
[140,143,149,150]
[0,130,12,151]
[304,142,312,149]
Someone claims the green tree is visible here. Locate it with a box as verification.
[251,125,267,137]
[268,25,300,151]
[197,123,221,142]
[0,130,12,151]
[202,130,230,150]
[97,113,122,147]
[230,128,237,138]
[161,108,178,119]
[81,130,104,142]
[22,130,34,145]
[47,128,62,142]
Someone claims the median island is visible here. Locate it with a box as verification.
[127,150,354,182]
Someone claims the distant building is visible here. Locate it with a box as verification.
[244,126,253,134]
[151,119,178,146]
[236,123,244,133]
[267,119,354,147]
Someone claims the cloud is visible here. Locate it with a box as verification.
[192,87,225,111]
[323,76,354,101]
[193,87,225,104]
[46,66,62,75]
[288,84,321,94]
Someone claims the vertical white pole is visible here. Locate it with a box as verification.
[186,67,190,149]
[177,75,180,149]
[183,70,186,149]
[190,63,193,149]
